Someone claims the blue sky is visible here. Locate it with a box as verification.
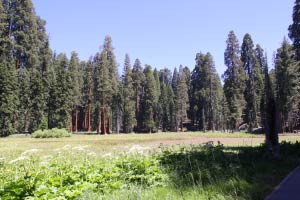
[32,0,294,76]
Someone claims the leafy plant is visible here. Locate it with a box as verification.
[31,128,71,138]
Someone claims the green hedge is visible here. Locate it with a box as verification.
[31,128,71,138]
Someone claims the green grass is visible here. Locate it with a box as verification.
[0,133,300,199]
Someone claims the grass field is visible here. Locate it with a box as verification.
[0,132,300,199]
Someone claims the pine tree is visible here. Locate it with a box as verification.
[139,65,156,133]
[168,85,177,131]
[288,0,300,131]
[46,55,55,129]
[241,34,258,132]
[172,67,179,96]
[171,68,179,130]
[82,58,93,132]
[177,66,189,132]
[0,1,9,57]
[153,68,161,130]
[9,0,40,69]
[103,35,118,133]
[69,51,81,132]
[52,54,73,129]
[93,51,110,134]
[132,59,145,130]
[223,31,245,131]
[0,2,18,136]
[274,38,294,132]
[254,44,265,126]
[0,59,18,136]
[28,68,44,132]
[289,0,300,59]
[191,52,222,131]
[160,82,170,132]
[122,54,135,133]
[159,68,172,85]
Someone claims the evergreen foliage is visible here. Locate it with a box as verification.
[122,54,135,133]
[139,65,156,132]
[0,0,299,140]
[223,31,245,131]
[241,34,258,132]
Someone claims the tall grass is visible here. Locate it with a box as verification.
[1,141,300,199]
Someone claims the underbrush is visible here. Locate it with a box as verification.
[31,128,71,138]
[1,141,300,199]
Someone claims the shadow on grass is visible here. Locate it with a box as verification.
[158,141,300,200]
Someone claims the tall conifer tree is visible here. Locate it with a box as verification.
[289,0,300,59]
[139,65,156,133]
[132,59,145,130]
[223,31,245,130]
[122,54,135,133]
[69,52,81,132]
[241,34,258,132]
[177,66,189,132]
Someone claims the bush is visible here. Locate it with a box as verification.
[31,128,71,138]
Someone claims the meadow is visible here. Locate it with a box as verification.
[0,132,300,200]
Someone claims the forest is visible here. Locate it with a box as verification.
[0,0,300,138]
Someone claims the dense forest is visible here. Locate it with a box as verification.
[0,0,300,138]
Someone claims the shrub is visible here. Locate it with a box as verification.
[31,128,71,138]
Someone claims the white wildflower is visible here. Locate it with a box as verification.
[102,153,112,158]
[54,148,61,152]
[62,145,71,150]
[40,161,49,166]
[21,148,40,156]
[87,152,97,157]
[72,145,89,151]
[128,145,151,154]
[9,156,28,164]
[42,155,53,160]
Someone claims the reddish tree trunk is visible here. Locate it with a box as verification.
[75,110,78,132]
[101,107,106,135]
[16,59,20,69]
[69,112,73,133]
[107,115,110,134]
[87,102,91,133]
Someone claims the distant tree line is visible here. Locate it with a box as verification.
[0,0,300,138]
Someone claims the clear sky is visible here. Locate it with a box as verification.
[32,0,294,76]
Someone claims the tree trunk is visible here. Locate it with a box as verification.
[16,59,20,69]
[69,112,73,133]
[180,118,183,132]
[75,110,78,132]
[202,107,206,132]
[87,102,91,133]
[106,108,110,134]
[101,107,106,135]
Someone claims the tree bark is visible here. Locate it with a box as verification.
[87,102,91,133]
[101,107,106,135]
[180,118,183,132]
[69,112,73,133]
[107,113,110,134]
[75,110,78,132]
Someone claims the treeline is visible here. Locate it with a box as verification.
[0,0,300,136]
